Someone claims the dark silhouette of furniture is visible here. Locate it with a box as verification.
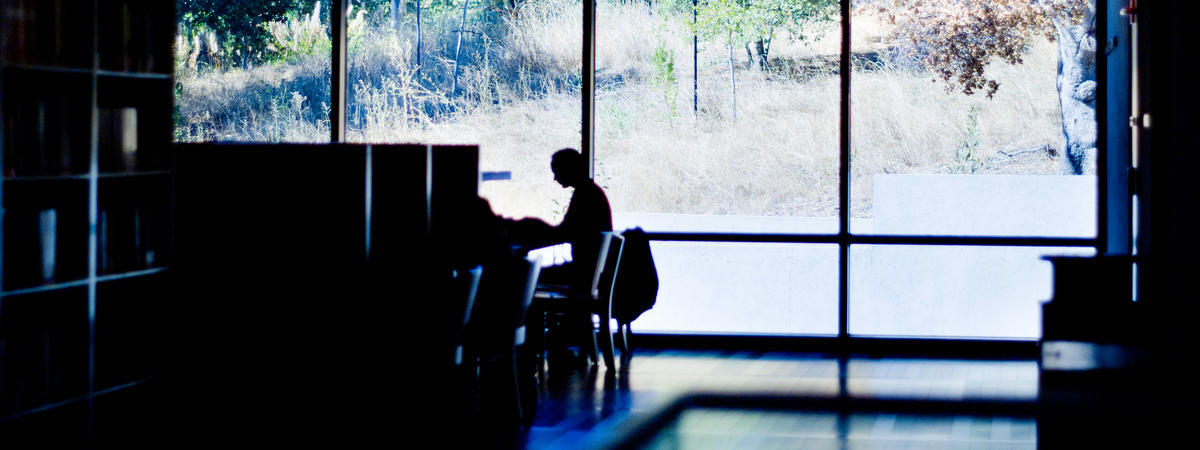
[616,319,634,370]
[171,143,484,440]
[533,232,624,370]
[469,255,542,426]
[611,227,658,370]
[1,1,176,429]
[452,265,483,367]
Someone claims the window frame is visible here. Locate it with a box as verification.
[316,0,1116,343]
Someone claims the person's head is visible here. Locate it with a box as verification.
[550,148,586,188]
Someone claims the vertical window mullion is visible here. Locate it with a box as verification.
[331,0,348,143]
[838,0,852,341]
[583,0,596,179]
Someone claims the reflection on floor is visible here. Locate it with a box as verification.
[521,349,1039,449]
[651,409,1036,449]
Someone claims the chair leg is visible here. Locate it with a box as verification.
[586,316,600,366]
[509,345,523,425]
[618,322,633,368]
[598,314,616,370]
[516,344,539,426]
[615,322,627,354]
[569,311,599,367]
[533,309,546,378]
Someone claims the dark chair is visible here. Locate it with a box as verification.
[611,227,658,371]
[451,265,483,367]
[468,255,542,425]
[616,318,633,370]
[534,231,624,370]
[436,265,482,422]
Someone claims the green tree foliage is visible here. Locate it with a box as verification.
[694,0,838,68]
[262,2,333,63]
[652,42,679,116]
[179,0,325,65]
[178,0,313,43]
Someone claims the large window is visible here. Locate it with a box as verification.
[595,0,840,232]
[343,0,582,220]
[849,2,1097,237]
[175,2,333,142]
[175,0,1104,341]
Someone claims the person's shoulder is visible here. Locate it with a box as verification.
[582,180,608,196]
[578,181,610,204]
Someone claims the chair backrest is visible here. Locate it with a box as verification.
[458,265,483,328]
[470,255,542,346]
[450,265,482,366]
[597,233,624,304]
[516,255,542,327]
[586,232,615,298]
[513,255,542,346]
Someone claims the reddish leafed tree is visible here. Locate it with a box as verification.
[882,0,1095,173]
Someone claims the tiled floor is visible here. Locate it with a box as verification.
[520,349,1040,449]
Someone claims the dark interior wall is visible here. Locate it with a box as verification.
[166,143,478,441]
[1135,9,1200,431]
[1137,1,1200,327]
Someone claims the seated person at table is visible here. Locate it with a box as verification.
[510,148,613,288]
[507,148,612,365]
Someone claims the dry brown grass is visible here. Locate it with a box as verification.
[175,1,1072,222]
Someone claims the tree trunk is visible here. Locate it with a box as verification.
[728,31,737,121]
[692,0,698,117]
[416,0,422,72]
[451,0,470,98]
[391,0,401,31]
[755,38,769,71]
[1054,3,1097,175]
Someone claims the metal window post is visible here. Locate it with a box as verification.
[583,0,596,178]
[838,0,851,341]
[332,0,348,143]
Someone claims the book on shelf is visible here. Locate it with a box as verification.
[98,205,160,274]
[1,0,89,67]
[98,106,139,173]
[39,208,57,283]
[134,206,155,268]
[3,0,151,70]
[97,0,164,73]
[2,206,71,289]
[2,93,81,177]
[1,0,38,65]
[98,209,111,273]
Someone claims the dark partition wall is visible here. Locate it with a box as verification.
[368,144,431,268]
[174,143,368,435]
[171,142,480,439]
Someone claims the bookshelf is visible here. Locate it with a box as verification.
[0,0,175,428]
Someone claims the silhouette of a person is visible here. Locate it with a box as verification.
[550,148,613,279]
[517,148,613,289]
[511,148,612,366]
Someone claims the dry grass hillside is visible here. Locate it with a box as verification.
[176,0,1073,222]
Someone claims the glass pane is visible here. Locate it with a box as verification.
[633,242,838,336]
[850,1,1097,237]
[846,359,1039,400]
[849,245,1094,340]
[595,0,841,234]
[175,1,332,142]
[345,0,581,221]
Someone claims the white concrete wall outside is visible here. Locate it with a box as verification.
[612,175,1098,339]
[871,175,1097,237]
